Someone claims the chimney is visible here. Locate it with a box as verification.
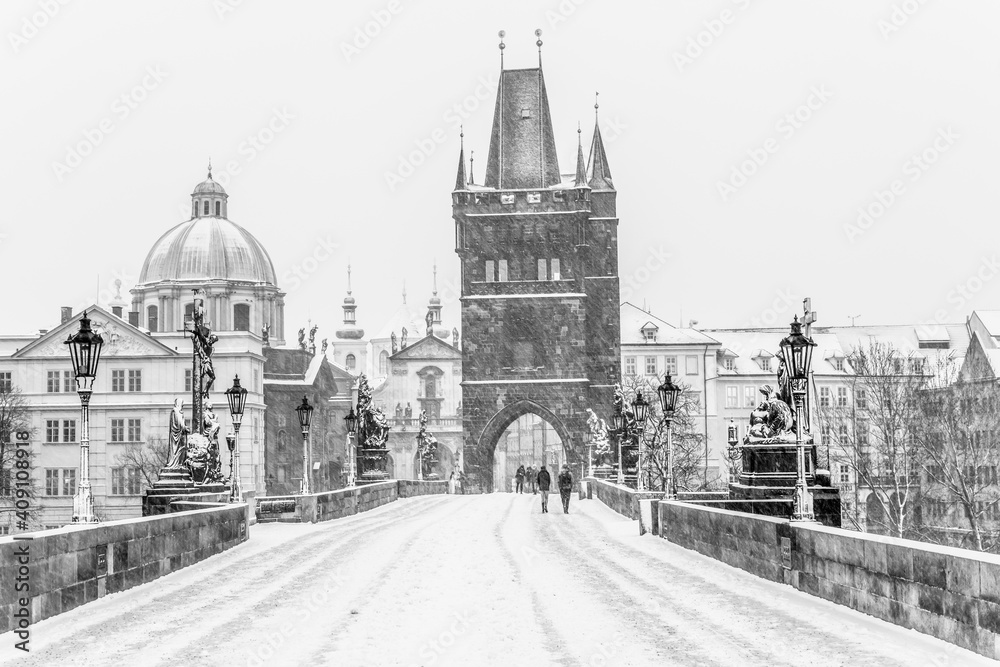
[112,306,124,318]
[60,307,72,324]
[128,311,139,327]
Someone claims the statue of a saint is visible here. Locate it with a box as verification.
[391,332,398,354]
[453,328,459,349]
[203,403,223,482]
[262,322,270,346]
[401,327,408,349]
[298,328,306,351]
[308,325,318,354]
[405,402,412,418]
[748,384,795,440]
[426,310,434,336]
[165,399,190,468]
[321,338,328,355]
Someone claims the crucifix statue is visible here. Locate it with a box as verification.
[802,298,817,339]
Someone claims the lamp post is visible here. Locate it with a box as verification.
[296,395,314,495]
[657,375,681,499]
[611,406,625,485]
[780,316,817,522]
[225,375,247,503]
[65,311,104,523]
[344,407,357,487]
[632,392,650,491]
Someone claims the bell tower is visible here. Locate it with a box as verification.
[453,31,622,491]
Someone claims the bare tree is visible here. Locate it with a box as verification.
[619,375,705,493]
[115,436,170,489]
[821,341,930,539]
[914,355,1000,553]
[0,386,38,528]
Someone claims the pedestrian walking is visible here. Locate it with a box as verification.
[515,464,525,494]
[525,465,536,494]
[536,465,551,513]
[558,464,573,514]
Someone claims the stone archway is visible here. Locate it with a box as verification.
[474,400,576,492]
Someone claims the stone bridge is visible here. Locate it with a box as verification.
[0,481,997,666]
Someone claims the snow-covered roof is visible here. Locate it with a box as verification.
[619,303,718,346]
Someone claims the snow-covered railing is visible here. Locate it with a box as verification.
[584,477,666,519]
[255,479,450,524]
[0,503,248,634]
[658,500,1000,661]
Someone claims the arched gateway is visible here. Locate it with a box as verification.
[453,35,622,492]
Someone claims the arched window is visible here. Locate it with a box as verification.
[424,375,437,398]
[203,200,209,215]
[345,354,356,370]
[215,201,221,216]
[234,303,251,331]
[147,305,158,332]
[184,302,195,323]
[379,351,389,375]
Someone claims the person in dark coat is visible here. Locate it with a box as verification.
[525,465,536,494]
[515,465,525,493]
[558,464,574,514]
[536,465,551,513]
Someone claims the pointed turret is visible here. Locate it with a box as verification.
[484,31,561,190]
[574,123,589,188]
[587,96,614,191]
[335,265,364,340]
[454,128,468,191]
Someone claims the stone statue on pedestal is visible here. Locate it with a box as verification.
[391,332,398,354]
[165,398,189,469]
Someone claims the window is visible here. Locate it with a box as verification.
[537,259,547,280]
[512,341,536,368]
[645,356,657,376]
[758,357,771,372]
[909,359,924,375]
[821,423,831,444]
[184,368,193,393]
[45,468,76,496]
[45,469,59,496]
[820,387,831,407]
[723,357,735,371]
[838,423,849,442]
[856,389,867,410]
[111,419,125,443]
[550,259,560,280]
[664,356,677,376]
[424,376,437,399]
[379,351,389,375]
[0,372,10,392]
[128,369,142,392]
[685,356,698,376]
[127,419,142,442]
[625,357,636,376]
[63,371,73,393]
[111,467,142,495]
[215,201,221,216]
[63,420,76,443]
[46,371,61,393]
[184,302,196,323]
[111,370,125,392]
[834,358,845,372]
[346,354,356,370]
[726,386,739,408]
[45,420,60,443]
[856,421,869,447]
[527,192,541,203]
[837,387,848,408]
[744,386,757,408]
[498,260,509,282]
[147,305,159,332]
[234,303,251,331]
[839,464,850,484]
[203,200,209,215]
[485,260,496,283]
[501,193,515,205]
[0,470,10,497]
[277,430,287,451]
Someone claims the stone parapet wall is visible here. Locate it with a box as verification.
[255,479,450,523]
[586,477,666,520]
[0,503,248,634]
[658,500,1000,660]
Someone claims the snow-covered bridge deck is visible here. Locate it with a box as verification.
[1,494,991,666]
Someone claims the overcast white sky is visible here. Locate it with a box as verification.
[2,0,998,340]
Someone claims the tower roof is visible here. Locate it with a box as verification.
[574,124,588,188]
[454,129,468,192]
[587,116,614,190]
[484,66,561,189]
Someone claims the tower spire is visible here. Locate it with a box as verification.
[207,157,213,180]
[455,127,467,191]
[468,150,475,185]
[498,30,505,69]
[587,92,614,190]
[535,28,543,67]
[433,261,438,296]
[574,121,588,187]
[347,263,352,295]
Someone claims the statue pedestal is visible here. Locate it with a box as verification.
[143,466,231,516]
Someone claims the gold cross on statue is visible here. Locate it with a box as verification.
[802,298,817,338]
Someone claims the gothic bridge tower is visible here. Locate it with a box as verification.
[453,31,622,491]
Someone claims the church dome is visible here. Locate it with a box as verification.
[193,175,227,194]
[138,217,277,285]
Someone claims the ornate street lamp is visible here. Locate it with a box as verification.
[611,405,625,485]
[296,395,314,494]
[632,392,650,491]
[65,311,104,523]
[225,375,247,502]
[657,374,682,499]
[344,407,358,487]
[780,316,817,522]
